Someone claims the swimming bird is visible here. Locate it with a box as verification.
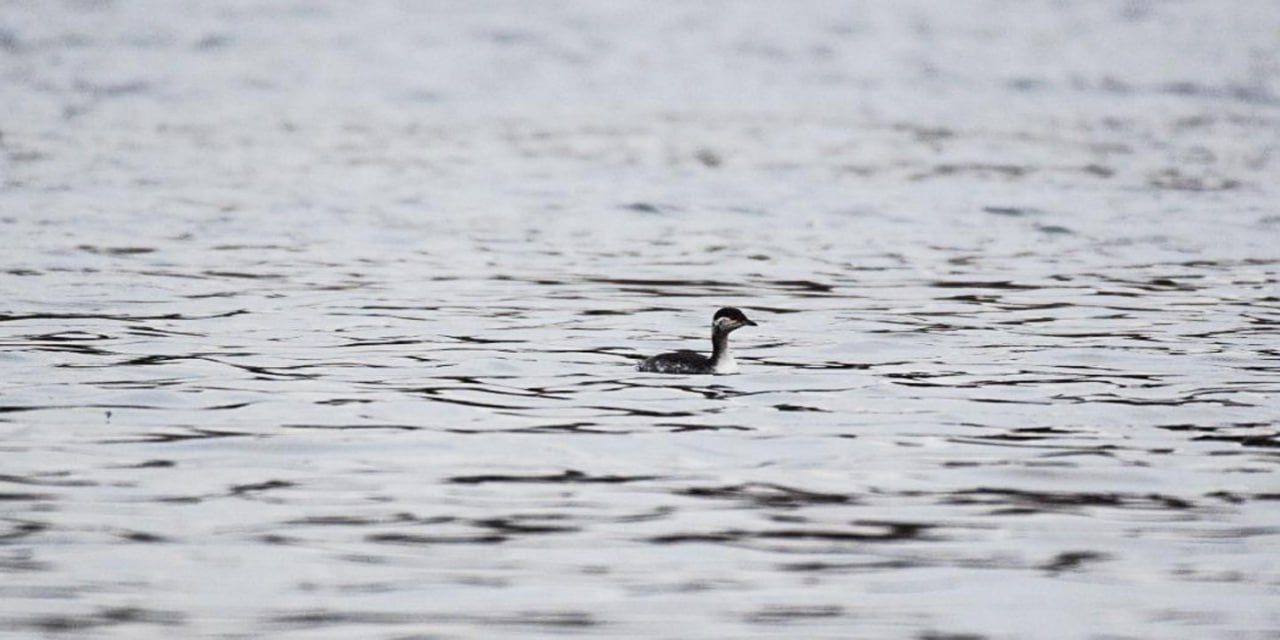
[637,307,757,374]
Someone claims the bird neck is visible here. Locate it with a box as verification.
[710,327,731,364]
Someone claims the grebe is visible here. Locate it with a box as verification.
[637,307,758,375]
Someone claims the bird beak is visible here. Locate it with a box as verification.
[745,319,758,326]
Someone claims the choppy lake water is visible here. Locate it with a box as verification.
[2,1,1279,638]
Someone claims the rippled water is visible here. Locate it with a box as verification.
[3,1,1279,638]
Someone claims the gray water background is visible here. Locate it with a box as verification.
[1,1,1279,638]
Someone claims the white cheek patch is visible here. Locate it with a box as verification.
[714,317,735,331]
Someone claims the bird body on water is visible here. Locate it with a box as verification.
[637,307,757,375]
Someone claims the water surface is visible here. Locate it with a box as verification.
[2,1,1278,638]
